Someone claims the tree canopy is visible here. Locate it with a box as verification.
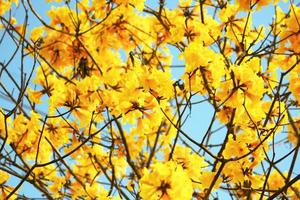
[0,0,300,199]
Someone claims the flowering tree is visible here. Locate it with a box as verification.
[0,0,300,199]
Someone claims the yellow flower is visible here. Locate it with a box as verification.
[0,169,9,185]
[139,161,193,200]
[287,116,300,147]
[46,0,62,2]
[268,170,285,190]
[30,27,44,42]
[0,0,18,15]
[27,88,43,104]
[199,171,222,191]
[237,0,273,10]
[171,146,207,183]
[289,75,300,102]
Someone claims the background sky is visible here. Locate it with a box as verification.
[0,0,299,199]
